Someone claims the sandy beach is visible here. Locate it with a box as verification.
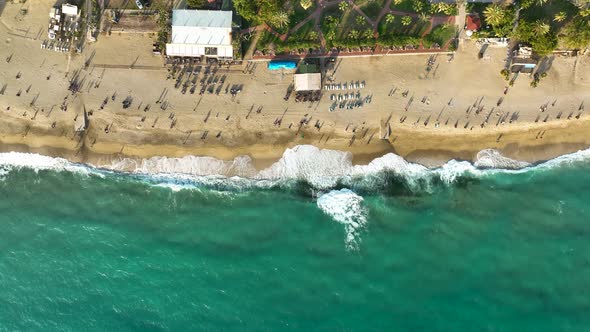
[1,0,589,170]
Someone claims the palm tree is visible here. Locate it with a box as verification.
[419,13,431,23]
[339,1,349,12]
[356,15,366,26]
[348,29,360,39]
[401,16,412,26]
[363,28,373,39]
[271,11,290,28]
[300,0,313,10]
[385,13,395,24]
[537,0,548,5]
[326,30,336,41]
[533,20,550,35]
[553,11,567,22]
[412,0,424,13]
[483,4,505,27]
[393,0,403,4]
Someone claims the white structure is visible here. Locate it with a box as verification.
[294,73,321,91]
[48,4,79,40]
[166,10,233,59]
[61,4,79,17]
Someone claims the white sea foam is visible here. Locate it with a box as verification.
[0,152,98,176]
[317,189,367,250]
[474,149,531,169]
[1,146,590,190]
[109,155,258,178]
[256,145,354,188]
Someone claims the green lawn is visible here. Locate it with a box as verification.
[359,0,387,20]
[337,10,373,39]
[288,20,316,41]
[390,0,427,14]
[424,23,456,46]
[378,15,430,37]
[289,0,316,31]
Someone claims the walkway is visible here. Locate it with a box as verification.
[455,2,466,49]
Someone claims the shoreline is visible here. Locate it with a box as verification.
[1,115,589,171]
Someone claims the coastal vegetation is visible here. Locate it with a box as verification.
[246,0,457,56]
[473,0,590,55]
[229,0,590,57]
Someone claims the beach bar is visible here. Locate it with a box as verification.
[294,73,321,92]
[166,10,233,60]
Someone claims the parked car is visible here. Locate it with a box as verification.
[135,0,143,9]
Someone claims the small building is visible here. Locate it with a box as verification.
[294,73,321,92]
[510,46,537,73]
[466,14,481,34]
[166,10,233,60]
[48,4,80,40]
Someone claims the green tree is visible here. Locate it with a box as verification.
[348,29,360,39]
[483,4,505,27]
[385,13,395,24]
[271,11,290,28]
[554,12,567,22]
[419,13,431,22]
[339,1,349,11]
[326,30,336,40]
[356,15,366,26]
[401,16,412,26]
[186,0,206,9]
[308,30,318,40]
[233,0,258,22]
[300,0,313,10]
[233,0,292,27]
[562,16,590,49]
[412,0,424,13]
[512,21,557,55]
[533,20,550,35]
[431,3,454,15]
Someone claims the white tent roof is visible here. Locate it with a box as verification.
[294,73,321,91]
[172,10,232,28]
[170,10,232,46]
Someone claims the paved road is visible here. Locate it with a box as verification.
[456,2,466,49]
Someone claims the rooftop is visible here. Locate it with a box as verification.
[170,10,232,46]
[294,73,321,91]
[466,14,481,31]
[171,10,232,29]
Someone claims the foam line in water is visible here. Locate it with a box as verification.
[1,146,590,190]
[317,189,367,250]
[0,152,100,177]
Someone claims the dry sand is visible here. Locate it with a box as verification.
[1,0,590,170]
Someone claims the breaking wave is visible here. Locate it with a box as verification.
[317,189,367,250]
[2,145,589,249]
[0,145,589,193]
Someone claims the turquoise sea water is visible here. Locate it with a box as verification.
[1,152,590,331]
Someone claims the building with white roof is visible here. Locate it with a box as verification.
[48,3,80,40]
[294,73,321,91]
[166,10,233,59]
